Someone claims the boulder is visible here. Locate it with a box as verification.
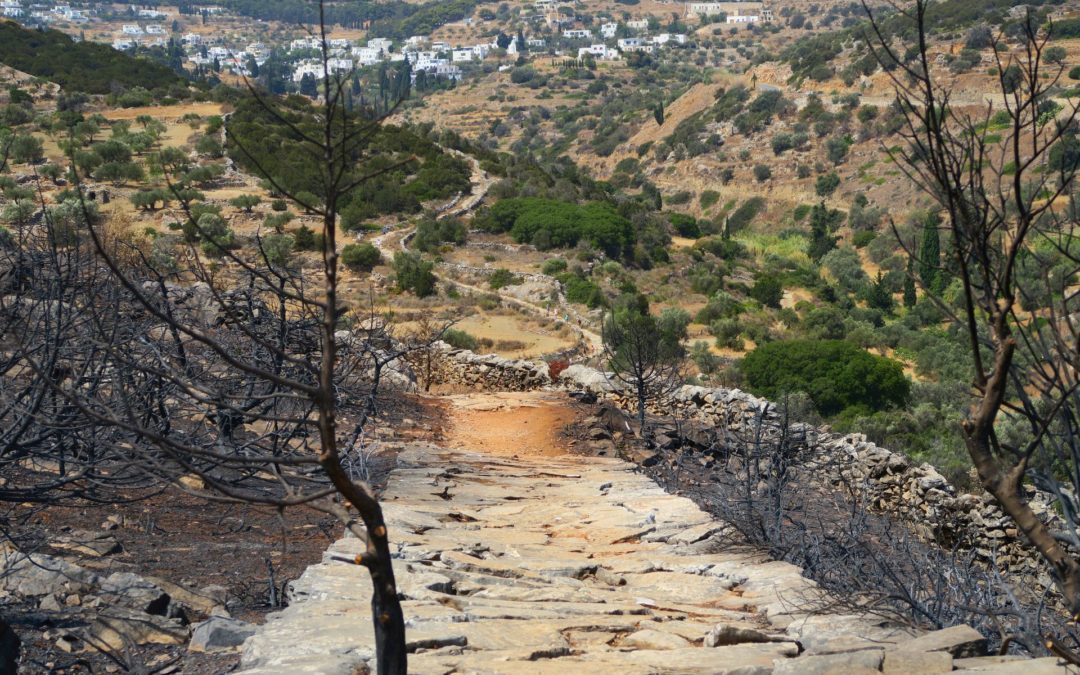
[98,572,172,616]
[0,552,99,598]
[189,617,256,653]
[86,606,188,651]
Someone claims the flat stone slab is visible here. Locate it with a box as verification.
[237,442,1067,673]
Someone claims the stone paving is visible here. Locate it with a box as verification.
[238,443,1067,674]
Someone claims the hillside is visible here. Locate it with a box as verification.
[0,20,185,95]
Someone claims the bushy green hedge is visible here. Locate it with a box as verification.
[742,339,909,416]
[479,197,633,258]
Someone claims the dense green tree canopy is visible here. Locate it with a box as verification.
[742,339,910,416]
[0,21,184,95]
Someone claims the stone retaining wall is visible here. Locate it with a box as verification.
[431,349,1056,586]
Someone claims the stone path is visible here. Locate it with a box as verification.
[236,427,1064,673]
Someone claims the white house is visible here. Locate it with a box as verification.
[121,24,143,35]
[562,28,592,39]
[600,22,617,38]
[326,57,354,73]
[526,37,546,48]
[685,2,764,17]
[471,43,492,59]
[112,38,137,50]
[726,13,760,24]
[182,32,203,45]
[145,24,165,35]
[405,35,428,49]
[369,37,393,51]
[138,8,167,19]
[451,49,474,62]
[289,36,321,51]
[626,19,649,31]
[292,61,323,82]
[2,4,22,17]
[431,40,450,52]
[578,44,618,60]
[653,33,688,45]
[352,46,384,65]
[617,37,653,52]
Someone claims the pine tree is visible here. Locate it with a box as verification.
[653,101,664,126]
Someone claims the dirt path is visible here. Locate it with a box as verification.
[439,391,578,458]
[371,153,604,355]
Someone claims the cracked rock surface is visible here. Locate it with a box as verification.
[237,437,1065,674]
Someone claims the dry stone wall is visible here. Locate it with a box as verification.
[432,349,1057,586]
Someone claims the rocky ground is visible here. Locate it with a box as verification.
[236,391,1066,674]
[1,395,437,674]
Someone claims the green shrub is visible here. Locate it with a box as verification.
[742,339,909,416]
[667,190,692,205]
[489,268,521,289]
[412,216,467,252]
[393,251,436,297]
[562,275,606,308]
[699,190,720,209]
[852,230,877,248]
[341,242,382,272]
[748,273,783,308]
[669,213,701,238]
[542,258,567,275]
[442,328,479,351]
[815,172,840,197]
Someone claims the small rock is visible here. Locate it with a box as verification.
[50,530,122,558]
[621,628,690,650]
[189,617,256,653]
[178,474,205,490]
[894,625,987,658]
[55,634,83,653]
[99,572,171,616]
[705,624,789,648]
[87,607,188,650]
[883,649,952,673]
[38,594,62,611]
[773,649,883,674]
[199,585,229,605]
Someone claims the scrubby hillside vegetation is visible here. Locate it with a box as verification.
[0,20,185,95]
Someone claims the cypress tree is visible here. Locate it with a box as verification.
[903,258,917,308]
[918,211,941,293]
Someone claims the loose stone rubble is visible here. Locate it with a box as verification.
[238,443,1064,673]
